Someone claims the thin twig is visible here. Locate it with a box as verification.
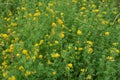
[113,13,120,24]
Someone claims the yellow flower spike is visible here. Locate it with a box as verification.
[105,32,110,36]
[52,22,57,27]
[67,63,73,69]
[77,30,82,35]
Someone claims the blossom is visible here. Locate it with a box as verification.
[25,70,31,77]
[52,22,57,27]
[22,50,28,55]
[77,30,82,35]
[67,63,73,68]
[57,19,63,24]
[51,53,60,58]
[8,75,16,80]
[105,32,109,36]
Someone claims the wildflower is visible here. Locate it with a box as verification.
[19,66,24,71]
[80,7,86,10]
[28,13,32,17]
[105,32,109,36]
[101,0,104,2]
[2,71,8,77]
[34,43,39,47]
[86,75,92,80]
[21,7,26,10]
[25,70,31,77]
[52,71,56,75]
[39,40,44,45]
[67,63,73,69]
[87,41,93,46]
[60,32,65,38]
[77,30,82,35]
[39,55,43,59]
[88,48,93,54]
[78,48,83,51]
[26,55,30,60]
[52,22,57,27]
[106,56,114,61]
[72,0,77,3]
[47,60,51,65]
[80,68,85,73]
[57,19,63,24]
[112,42,118,46]
[8,75,16,80]
[2,61,7,66]
[54,40,59,44]
[2,34,8,39]
[22,49,28,55]
[92,9,99,13]
[16,53,20,57]
[118,18,120,23]
[34,12,40,17]
[51,53,60,58]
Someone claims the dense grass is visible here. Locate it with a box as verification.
[0,0,120,80]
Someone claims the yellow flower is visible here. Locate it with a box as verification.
[80,68,85,73]
[25,70,31,77]
[21,7,26,10]
[105,32,109,36]
[101,0,104,2]
[80,7,86,10]
[52,22,57,27]
[52,71,56,75]
[87,41,93,46]
[39,55,43,59]
[67,63,73,68]
[77,30,82,35]
[112,42,118,46]
[60,32,65,38]
[8,75,16,80]
[106,56,114,61]
[34,43,39,47]
[51,53,60,58]
[28,13,32,17]
[2,71,8,77]
[92,9,99,13]
[118,19,120,23]
[39,40,44,45]
[78,48,83,51]
[22,50,28,55]
[11,22,17,27]
[57,19,63,24]
[72,0,77,3]
[2,34,8,39]
[47,60,52,65]
[88,48,93,54]
[86,75,92,80]
[34,12,40,17]
[19,66,24,71]
[2,61,7,66]
[55,40,59,44]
